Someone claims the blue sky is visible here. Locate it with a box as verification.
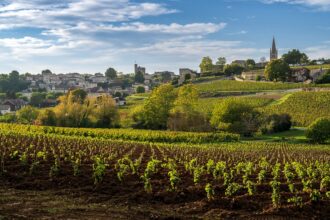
[0,0,330,74]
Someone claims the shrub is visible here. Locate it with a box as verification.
[168,84,211,132]
[131,84,176,130]
[0,113,16,123]
[265,59,291,82]
[168,111,211,132]
[16,106,39,124]
[260,114,292,134]
[316,70,330,84]
[35,109,57,126]
[306,118,330,143]
[211,100,260,136]
[136,86,146,94]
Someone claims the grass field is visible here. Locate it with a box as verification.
[253,128,307,143]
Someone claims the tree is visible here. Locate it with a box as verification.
[260,57,267,63]
[199,57,213,73]
[265,59,291,82]
[16,106,39,124]
[224,64,244,75]
[306,118,330,143]
[132,84,176,130]
[136,86,146,94]
[135,71,145,83]
[0,71,29,94]
[30,92,46,107]
[41,69,52,75]
[316,70,330,84]
[210,99,260,136]
[260,114,292,134]
[50,90,119,128]
[246,59,256,70]
[70,89,87,103]
[168,84,210,131]
[90,95,119,128]
[216,57,226,65]
[9,70,19,81]
[114,92,122,98]
[184,74,191,81]
[54,90,93,127]
[282,49,309,65]
[105,67,117,80]
[36,109,57,126]
[160,72,172,83]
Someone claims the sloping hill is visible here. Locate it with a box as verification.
[263,91,330,126]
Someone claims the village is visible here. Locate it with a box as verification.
[0,38,329,115]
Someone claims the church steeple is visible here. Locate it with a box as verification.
[270,37,278,61]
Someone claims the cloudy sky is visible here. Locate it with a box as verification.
[0,0,330,74]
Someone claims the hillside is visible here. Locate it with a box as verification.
[195,78,330,96]
[263,91,330,126]
[196,96,275,116]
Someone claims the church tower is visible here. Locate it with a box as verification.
[270,37,278,61]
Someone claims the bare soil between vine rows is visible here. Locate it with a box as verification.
[0,162,329,220]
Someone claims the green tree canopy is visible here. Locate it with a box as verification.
[306,118,330,143]
[216,57,226,65]
[199,57,213,73]
[90,94,119,128]
[36,109,57,126]
[132,84,176,130]
[224,64,244,75]
[160,72,172,83]
[30,92,47,107]
[168,84,209,132]
[16,106,39,124]
[0,71,29,94]
[282,49,309,65]
[105,67,117,80]
[316,69,330,84]
[70,89,88,103]
[53,91,118,128]
[246,59,256,70]
[134,71,145,83]
[265,59,291,82]
[41,69,52,75]
[211,99,260,136]
[136,86,146,94]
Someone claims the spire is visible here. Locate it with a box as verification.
[272,36,277,52]
[270,36,278,61]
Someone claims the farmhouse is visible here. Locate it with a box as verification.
[2,99,27,112]
[0,105,11,115]
[178,68,199,85]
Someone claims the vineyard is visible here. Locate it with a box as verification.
[197,96,275,115]
[0,123,239,144]
[196,80,307,93]
[0,125,329,219]
[263,91,330,127]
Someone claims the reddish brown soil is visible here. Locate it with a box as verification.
[0,161,329,220]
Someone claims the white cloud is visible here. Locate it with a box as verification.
[261,0,330,10]
[0,0,232,74]
[304,44,330,59]
[0,0,177,29]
